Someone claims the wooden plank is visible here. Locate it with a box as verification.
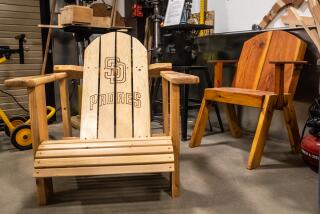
[12,51,42,59]
[247,95,277,169]
[204,88,266,108]
[225,104,242,138]
[3,58,41,65]
[0,38,41,45]
[34,163,174,177]
[0,83,24,90]
[160,71,199,85]
[0,4,40,13]
[257,31,307,93]
[149,63,172,77]
[97,33,115,139]
[34,154,174,168]
[5,73,67,88]
[39,140,172,150]
[36,146,173,158]
[0,11,40,19]
[233,31,272,89]
[0,102,28,110]
[0,95,28,103]
[0,70,40,77]
[170,83,180,197]
[2,109,28,117]
[214,62,223,87]
[0,25,40,33]
[281,9,315,27]
[0,18,40,26]
[132,33,151,138]
[80,37,100,140]
[0,31,41,39]
[189,98,210,148]
[0,64,41,71]
[308,0,320,40]
[282,96,300,153]
[59,78,72,137]
[0,89,27,97]
[162,78,169,136]
[115,32,133,138]
[8,44,42,51]
[42,136,171,144]
[0,0,40,7]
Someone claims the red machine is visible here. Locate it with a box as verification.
[301,135,319,169]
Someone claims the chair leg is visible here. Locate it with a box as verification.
[171,171,180,197]
[36,178,53,205]
[189,98,210,148]
[247,95,276,170]
[282,99,301,153]
[225,104,242,138]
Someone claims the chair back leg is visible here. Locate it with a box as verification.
[225,104,242,138]
[282,96,301,153]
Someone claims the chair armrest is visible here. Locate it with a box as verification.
[54,65,83,79]
[208,60,238,87]
[160,71,199,85]
[149,63,172,77]
[4,73,68,88]
[269,60,308,65]
[208,60,238,64]
[269,60,307,106]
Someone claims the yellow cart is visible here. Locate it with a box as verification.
[1,106,55,150]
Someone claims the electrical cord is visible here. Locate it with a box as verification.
[0,89,29,113]
[0,81,77,114]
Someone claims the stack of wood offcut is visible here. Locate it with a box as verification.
[290,0,320,53]
[59,1,125,28]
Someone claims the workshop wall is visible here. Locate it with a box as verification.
[0,0,42,118]
[192,0,311,33]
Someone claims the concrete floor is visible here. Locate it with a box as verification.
[0,124,318,214]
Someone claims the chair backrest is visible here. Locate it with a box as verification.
[232,31,307,93]
[80,32,151,140]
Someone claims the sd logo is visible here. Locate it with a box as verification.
[104,57,126,84]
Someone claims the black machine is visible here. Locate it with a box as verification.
[0,34,26,64]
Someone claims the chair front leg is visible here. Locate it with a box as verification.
[247,95,277,169]
[28,85,52,205]
[169,83,180,197]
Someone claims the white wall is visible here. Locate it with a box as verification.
[192,0,311,33]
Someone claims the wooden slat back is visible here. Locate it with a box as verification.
[232,32,272,89]
[80,32,151,140]
[257,31,307,93]
[233,31,306,93]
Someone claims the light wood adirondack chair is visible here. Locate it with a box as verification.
[189,31,307,169]
[5,32,199,205]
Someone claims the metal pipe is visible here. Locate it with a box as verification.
[152,0,161,62]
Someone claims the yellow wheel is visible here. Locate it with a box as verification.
[10,124,32,150]
[4,116,27,136]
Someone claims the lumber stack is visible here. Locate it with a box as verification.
[289,0,320,53]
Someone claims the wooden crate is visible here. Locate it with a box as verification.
[91,16,111,28]
[60,5,93,25]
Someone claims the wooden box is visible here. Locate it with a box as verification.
[60,5,93,25]
[91,16,111,28]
